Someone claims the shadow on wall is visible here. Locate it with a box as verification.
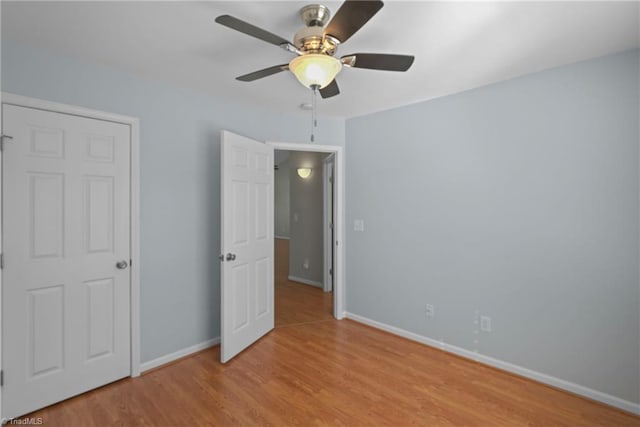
[275,152,291,239]
[199,123,221,341]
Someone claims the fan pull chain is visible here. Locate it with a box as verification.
[310,84,319,143]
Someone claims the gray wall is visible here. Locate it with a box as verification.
[274,158,290,239]
[345,50,640,404]
[288,151,327,285]
[0,41,345,363]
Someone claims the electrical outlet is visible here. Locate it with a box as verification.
[480,315,492,332]
[425,304,435,318]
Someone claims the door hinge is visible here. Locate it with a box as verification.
[329,222,334,230]
[1,370,4,386]
[0,253,4,269]
[0,134,13,151]
[130,259,133,267]
[329,268,333,276]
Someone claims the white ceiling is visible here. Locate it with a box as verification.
[2,1,638,118]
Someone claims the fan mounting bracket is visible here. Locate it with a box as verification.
[293,26,340,56]
[280,43,303,55]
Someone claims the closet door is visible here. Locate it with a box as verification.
[2,104,131,418]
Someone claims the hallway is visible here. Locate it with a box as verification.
[275,238,333,327]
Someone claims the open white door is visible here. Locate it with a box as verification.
[220,131,274,363]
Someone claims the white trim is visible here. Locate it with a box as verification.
[129,115,141,377]
[267,142,345,320]
[0,95,4,420]
[345,312,640,415]
[1,93,139,125]
[0,93,142,386]
[322,154,335,293]
[274,235,290,240]
[288,275,323,288]
[140,337,220,373]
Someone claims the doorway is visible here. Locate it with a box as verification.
[274,150,333,326]
[268,142,344,319]
[220,135,344,362]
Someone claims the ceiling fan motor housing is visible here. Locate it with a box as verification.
[295,4,340,56]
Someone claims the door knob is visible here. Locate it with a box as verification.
[226,253,236,261]
[116,260,129,269]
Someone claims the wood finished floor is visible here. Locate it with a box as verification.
[20,240,640,426]
[275,238,333,327]
[23,320,640,426]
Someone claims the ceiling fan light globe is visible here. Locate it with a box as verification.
[289,54,342,89]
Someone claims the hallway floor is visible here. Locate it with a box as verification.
[275,237,333,327]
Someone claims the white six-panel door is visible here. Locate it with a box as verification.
[220,131,274,363]
[2,104,131,418]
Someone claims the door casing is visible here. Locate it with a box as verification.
[267,142,345,319]
[323,153,335,293]
[0,93,141,419]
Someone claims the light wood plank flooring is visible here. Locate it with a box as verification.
[19,239,639,426]
[275,238,333,327]
[23,319,639,426]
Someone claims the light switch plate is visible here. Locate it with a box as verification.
[354,219,364,232]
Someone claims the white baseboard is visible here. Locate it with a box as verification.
[345,312,640,415]
[140,337,220,373]
[275,235,290,240]
[288,275,322,288]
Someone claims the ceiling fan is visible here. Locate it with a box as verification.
[215,0,415,99]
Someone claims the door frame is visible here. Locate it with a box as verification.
[0,92,141,418]
[267,142,345,319]
[322,153,335,293]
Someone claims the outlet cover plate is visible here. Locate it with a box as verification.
[480,315,492,332]
[426,304,435,318]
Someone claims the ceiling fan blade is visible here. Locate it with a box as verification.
[319,80,340,99]
[215,15,292,47]
[236,64,289,82]
[324,1,384,44]
[341,53,415,71]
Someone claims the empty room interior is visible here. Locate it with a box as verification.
[0,1,639,425]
